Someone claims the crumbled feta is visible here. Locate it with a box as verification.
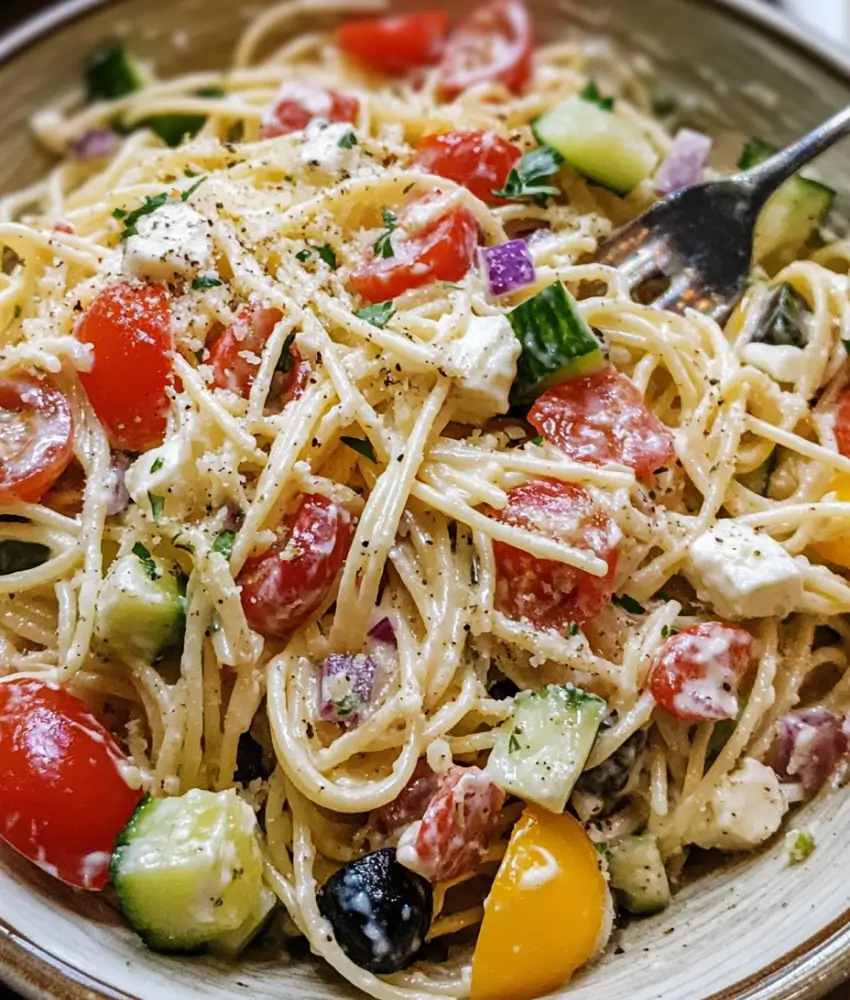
[125,435,194,518]
[687,757,788,852]
[123,201,214,283]
[684,520,804,619]
[299,120,359,175]
[446,314,521,425]
[742,343,805,383]
[269,81,333,121]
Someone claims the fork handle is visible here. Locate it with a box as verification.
[742,103,850,203]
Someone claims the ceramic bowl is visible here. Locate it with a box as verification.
[2,1,850,998]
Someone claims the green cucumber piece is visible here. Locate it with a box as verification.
[143,88,225,148]
[85,45,146,102]
[737,139,835,271]
[111,790,264,953]
[508,281,607,405]
[533,95,658,196]
[207,887,277,957]
[607,833,671,915]
[485,683,607,813]
[95,549,186,663]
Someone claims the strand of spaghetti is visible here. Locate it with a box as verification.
[746,415,850,473]
[175,576,209,790]
[201,638,224,784]
[585,691,656,769]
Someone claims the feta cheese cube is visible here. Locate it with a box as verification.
[684,520,804,619]
[446,315,521,425]
[123,201,214,283]
[125,435,193,518]
[742,342,805,384]
[687,757,788,852]
[299,120,359,175]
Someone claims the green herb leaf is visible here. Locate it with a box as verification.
[112,207,128,220]
[315,244,338,270]
[184,168,199,178]
[580,80,615,111]
[341,436,377,463]
[786,828,816,864]
[181,176,207,201]
[336,693,362,717]
[843,339,850,355]
[353,300,395,329]
[373,208,397,259]
[85,45,144,102]
[614,594,646,615]
[660,624,670,639]
[508,731,522,754]
[194,347,205,364]
[0,539,51,576]
[192,276,223,290]
[569,623,580,636]
[492,146,564,206]
[150,456,164,474]
[275,331,297,375]
[295,248,312,263]
[530,435,544,446]
[148,492,165,521]
[338,131,358,149]
[132,541,160,581]
[119,191,170,240]
[212,530,235,559]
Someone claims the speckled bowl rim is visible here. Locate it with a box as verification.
[1,1,850,998]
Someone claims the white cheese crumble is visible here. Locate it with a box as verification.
[125,435,194,518]
[684,520,804,619]
[446,314,521,425]
[687,757,788,851]
[742,342,805,384]
[123,201,214,283]
[299,120,359,175]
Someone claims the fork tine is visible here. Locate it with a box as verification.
[600,241,666,288]
[652,273,732,321]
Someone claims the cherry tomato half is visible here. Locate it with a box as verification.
[351,198,480,304]
[491,479,620,631]
[238,493,355,639]
[835,387,850,459]
[413,130,521,204]
[336,11,449,75]
[0,679,143,891]
[529,368,676,478]
[649,622,754,722]
[369,759,441,844]
[209,304,310,403]
[261,87,359,139]
[0,372,74,504]
[76,282,173,452]
[440,0,533,97]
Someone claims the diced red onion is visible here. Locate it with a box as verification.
[74,128,120,161]
[104,453,130,517]
[320,652,377,725]
[772,707,847,795]
[654,128,712,195]
[479,239,535,298]
[368,616,397,648]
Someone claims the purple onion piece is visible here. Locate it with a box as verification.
[104,452,130,516]
[772,707,847,795]
[320,653,377,725]
[653,128,712,196]
[479,239,536,298]
[74,128,120,161]
[368,616,397,648]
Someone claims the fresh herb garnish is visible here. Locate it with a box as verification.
[492,146,564,207]
[132,541,160,581]
[112,207,128,220]
[85,44,143,102]
[315,244,338,270]
[338,131,358,149]
[786,829,816,864]
[508,732,522,754]
[335,693,362,717]
[295,248,312,263]
[569,623,580,636]
[275,331,297,374]
[192,276,222,290]
[614,594,646,615]
[341,436,377,463]
[530,435,544,446]
[184,168,199,178]
[194,347,205,364]
[0,539,51,576]
[119,191,170,240]
[354,300,395,329]
[148,492,165,521]
[580,80,615,111]
[373,208,397,259]
[150,456,164,474]
[181,176,206,201]
[212,530,235,559]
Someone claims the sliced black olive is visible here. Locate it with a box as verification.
[317,848,433,974]
[233,731,272,784]
[488,677,519,701]
[576,728,648,799]
[749,282,810,349]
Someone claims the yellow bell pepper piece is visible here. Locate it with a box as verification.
[810,473,850,569]
[471,807,608,1000]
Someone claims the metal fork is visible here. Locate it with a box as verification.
[596,104,850,320]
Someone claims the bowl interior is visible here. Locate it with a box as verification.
[2,1,850,999]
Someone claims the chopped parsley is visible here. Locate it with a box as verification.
[569,623,580,636]
[119,191,170,240]
[491,146,564,206]
[315,244,338,270]
[786,829,816,864]
[148,492,165,521]
[295,248,313,263]
[373,208,397,259]
[212,530,235,559]
[335,693,362,717]
[275,331,297,374]
[508,732,522,754]
[181,176,207,201]
[614,594,646,615]
[112,207,128,220]
[530,435,544,446]
[132,541,160,581]
[354,300,395,329]
[150,456,164,474]
[580,80,615,111]
[338,131,358,149]
[341,436,377,463]
[192,276,223,290]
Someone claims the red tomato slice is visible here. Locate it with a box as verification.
[76,282,173,452]
[491,479,620,630]
[238,493,355,638]
[336,11,449,75]
[369,759,441,844]
[209,305,310,403]
[440,0,533,97]
[0,373,74,504]
[649,622,754,722]
[403,766,505,883]
[351,198,480,304]
[529,369,676,478]
[261,86,359,139]
[413,130,521,204]
[0,679,143,891]
[835,387,850,458]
